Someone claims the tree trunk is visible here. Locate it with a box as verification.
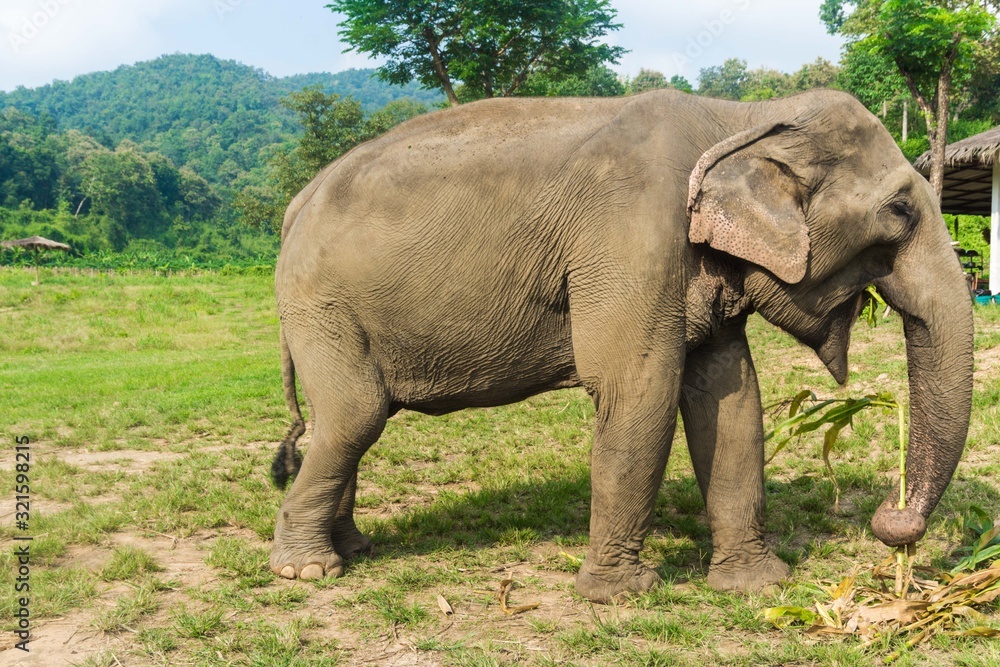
[425,31,460,107]
[902,99,908,142]
[441,78,460,107]
[928,66,952,200]
[901,75,947,200]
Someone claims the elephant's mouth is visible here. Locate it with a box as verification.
[812,292,867,385]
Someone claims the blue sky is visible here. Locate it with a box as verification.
[0,0,845,92]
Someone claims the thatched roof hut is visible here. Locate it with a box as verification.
[1,235,72,284]
[914,127,999,286]
[1,235,72,252]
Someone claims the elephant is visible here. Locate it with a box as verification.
[267,88,973,603]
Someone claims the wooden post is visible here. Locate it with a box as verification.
[991,159,999,292]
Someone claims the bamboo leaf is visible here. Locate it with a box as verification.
[947,626,1000,637]
[952,543,1000,575]
[822,420,849,507]
[976,525,1000,551]
[866,284,887,308]
[763,606,818,628]
[827,568,859,600]
[789,389,815,418]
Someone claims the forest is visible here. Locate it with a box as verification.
[0,44,997,270]
[0,54,441,268]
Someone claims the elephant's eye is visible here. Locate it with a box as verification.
[891,201,914,219]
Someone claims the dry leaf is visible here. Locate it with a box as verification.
[827,568,859,600]
[436,594,453,616]
[857,599,929,626]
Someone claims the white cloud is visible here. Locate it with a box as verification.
[0,0,207,89]
[609,0,844,83]
[0,0,847,92]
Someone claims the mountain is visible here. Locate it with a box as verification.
[0,54,442,184]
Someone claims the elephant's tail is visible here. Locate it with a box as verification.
[271,328,305,489]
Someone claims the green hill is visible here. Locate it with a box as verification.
[0,54,441,262]
[0,53,442,185]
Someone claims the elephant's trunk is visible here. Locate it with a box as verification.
[870,225,974,547]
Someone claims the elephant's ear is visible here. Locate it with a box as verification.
[687,123,809,284]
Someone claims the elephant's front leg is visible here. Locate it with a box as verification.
[575,365,681,603]
[679,322,789,591]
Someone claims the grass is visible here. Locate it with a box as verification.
[101,545,163,581]
[1,266,999,665]
[93,581,162,633]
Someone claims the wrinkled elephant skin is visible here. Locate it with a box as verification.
[268,90,973,603]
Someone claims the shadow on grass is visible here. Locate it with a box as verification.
[356,466,1000,580]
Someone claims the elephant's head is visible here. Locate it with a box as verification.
[687,90,974,548]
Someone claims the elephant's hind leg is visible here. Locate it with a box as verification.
[271,338,388,581]
[330,471,373,559]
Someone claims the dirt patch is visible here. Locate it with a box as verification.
[0,531,221,667]
[975,341,1000,388]
[0,605,123,667]
[0,498,74,525]
[0,446,186,475]
[110,531,217,587]
[49,448,186,472]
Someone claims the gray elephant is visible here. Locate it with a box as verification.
[268,89,973,603]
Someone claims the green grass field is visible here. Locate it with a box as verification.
[2,266,999,666]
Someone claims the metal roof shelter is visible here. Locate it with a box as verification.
[915,126,1000,285]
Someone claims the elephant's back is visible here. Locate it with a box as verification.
[277,97,627,294]
[305,95,628,228]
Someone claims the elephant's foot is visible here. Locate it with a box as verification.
[270,544,344,581]
[331,525,373,560]
[706,547,789,592]
[576,559,661,604]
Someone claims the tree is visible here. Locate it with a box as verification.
[517,64,625,97]
[740,68,794,101]
[963,35,1000,123]
[697,58,750,100]
[622,69,693,96]
[80,142,166,241]
[837,43,908,110]
[669,75,694,93]
[791,57,841,90]
[821,0,996,197]
[329,0,626,106]
[236,89,427,233]
[627,68,669,94]
[280,86,371,173]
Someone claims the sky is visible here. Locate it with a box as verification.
[0,0,846,93]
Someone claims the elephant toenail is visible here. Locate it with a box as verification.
[300,563,325,580]
[279,565,296,579]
